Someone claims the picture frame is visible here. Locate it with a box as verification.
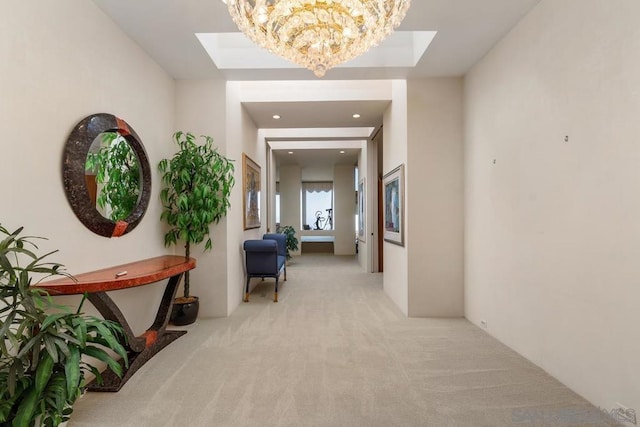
[382,164,404,246]
[242,153,261,230]
[358,177,366,242]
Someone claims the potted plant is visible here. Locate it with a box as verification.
[158,132,235,326]
[0,224,128,427]
[276,225,299,260]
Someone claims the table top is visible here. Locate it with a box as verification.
[32,255,196,295]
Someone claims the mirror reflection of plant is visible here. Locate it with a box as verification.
[85,132,140,222]
[0,224,128,427]
[158,132,235,300]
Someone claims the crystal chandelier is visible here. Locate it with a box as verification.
[222,0,412,77]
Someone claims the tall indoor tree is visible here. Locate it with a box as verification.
[158,132,235,325]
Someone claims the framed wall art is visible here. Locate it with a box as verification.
[382,164,404,246]
[242,153,261,230]
[358,177,366,242]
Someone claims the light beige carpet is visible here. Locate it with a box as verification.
[70,255,619,427]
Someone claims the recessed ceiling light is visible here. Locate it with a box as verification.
[273,115,281,120]
[352,113,361,119]
[340,150,345,154]
[288,151,294,154]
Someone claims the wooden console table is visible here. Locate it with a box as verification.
[32,255,196,392]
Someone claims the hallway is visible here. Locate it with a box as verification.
[70,255,617,427]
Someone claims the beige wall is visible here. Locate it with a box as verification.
[407,78,464,317]
[464,0,640,411]
[368,129,382,273]
[382,81,409,315]
[225,87,262,313]
[279,165,302,256]
[0,1,175,334]
[357,148,368,269]
[333,164,356,255]
[174,79,229,317]
[357,132,379,273]
[301,166,334,182]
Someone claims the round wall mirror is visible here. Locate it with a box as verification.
[63,113,151,237]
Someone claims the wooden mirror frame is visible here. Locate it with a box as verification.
[62,113,151,237]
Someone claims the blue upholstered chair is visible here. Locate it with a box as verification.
[243,233,287,302]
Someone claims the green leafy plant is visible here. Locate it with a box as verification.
[85,132,140,222]
[158,132,235,300]
[276,225,299,260]
[0,224,128,427]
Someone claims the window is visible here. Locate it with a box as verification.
[302,182,333,230]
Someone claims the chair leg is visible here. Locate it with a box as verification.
[274,277,279,303]
[284,265,287,281]
[244,277,251,302]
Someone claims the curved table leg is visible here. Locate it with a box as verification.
[86,272,186,392]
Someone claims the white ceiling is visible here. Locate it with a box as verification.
[92,0,541,81]
[243,100,390,129]
[91,0,541,167]
[274,148,360,168]
[196,31,438,72]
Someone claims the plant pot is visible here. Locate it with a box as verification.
[170,296,199,326]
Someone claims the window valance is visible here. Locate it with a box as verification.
[302,182,333,193]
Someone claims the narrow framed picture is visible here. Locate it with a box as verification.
[382,164,404,246]
[242,153,261,230]
[358,177,366,242]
